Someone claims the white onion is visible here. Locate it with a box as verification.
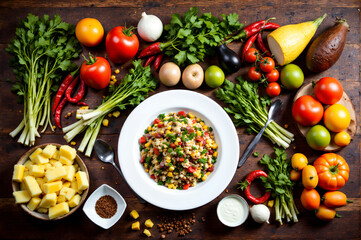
[137,12,163,42]
[249,204,270,224]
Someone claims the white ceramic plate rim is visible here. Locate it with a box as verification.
[83,184,127,229]
[117,90,239,210]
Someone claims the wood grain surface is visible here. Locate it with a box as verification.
[0,0,360,239]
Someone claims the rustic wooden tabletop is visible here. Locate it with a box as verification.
[0,0,360,239]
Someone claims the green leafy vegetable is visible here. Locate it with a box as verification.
[6,14,82,146]
[63,60,157,156]
[161,7,243,66]
[215,77,294,148]
[260,148,299,225]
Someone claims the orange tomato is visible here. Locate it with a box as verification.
[315,204,337,221]
[291,153,308,171]
[290,169,301,181]
[302,165,318,189]
[322,191,349,208]
[300,188,320,211]
[313,153,349,190]
[76,18,104,47]
[323,104,350,132]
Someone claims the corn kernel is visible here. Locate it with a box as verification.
[169,166,175,171]
[70,141,76,146]
[143,229,151,237]
[109,81,115,85]
[144,219,154,228]
[167,126,171,130]
[147,126,151,131]
[172,185,176,189]
[206,172,211,176]
[268,200,274,208]
[112,111,120,118]
[111,75,116,80]
[213,151,218,157]
[114,69,120,74]
[205,144,210,148]
[202,175,207,181]
[200,122,204,126]
[145,142,151,148]
[167,172,173,177]
[167,184,174,189]
[130,210,139,219]
[131,221,140,230]
[212,143,218,149]
[196,131,202,136]
[206,139,211,144]
[203,125,208,130]
[151,132,156,137]
[188,113,195,118]
[145,168,149,173]
[102,119,109,127]
[196,118,201,122]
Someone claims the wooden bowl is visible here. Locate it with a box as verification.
[293,83,357,152]
[11,143,90,220]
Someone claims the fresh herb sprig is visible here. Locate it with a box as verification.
[7,14,82,146]
[63,60,157,156]
[260,148,299,225]
[215,77,294,148]
[162,7,243,66]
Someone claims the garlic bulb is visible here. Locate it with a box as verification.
[249,204,270,224]
[137,12,163,42]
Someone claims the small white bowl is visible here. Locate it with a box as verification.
[217,194,249,227]
[83,184,126,229]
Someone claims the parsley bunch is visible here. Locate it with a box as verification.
[215,77,294,148]
[7,14,82,146]
[63,60,157,156]
[260,148,299,225]
[161,7,243,66]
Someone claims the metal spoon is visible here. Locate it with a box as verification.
[94,139,146,203]
[238,99,282,168]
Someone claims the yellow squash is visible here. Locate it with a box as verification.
[267,14,327,66]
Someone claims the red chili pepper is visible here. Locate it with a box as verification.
[52,67,80,114]
[144,55,156,67]
[238,170,271,204]
[76,101,88,106]
[138,42,162,58]
[154,53,164,71]
[54,98,67,129]
[183,184,190,190]
[257,32,272,57]
[243,20,267,37]
[65,77,86,103]
[241,33,258,62]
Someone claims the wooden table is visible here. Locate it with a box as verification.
[0,0,359,239]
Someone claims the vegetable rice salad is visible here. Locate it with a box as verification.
[139,111,218,190]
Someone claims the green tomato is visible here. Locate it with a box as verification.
[306,125,331,150]
[280,64,304,90]
[205,65,225,88]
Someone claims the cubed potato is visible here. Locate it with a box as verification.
[35,177,46,192]
[45,166,66,182]
[34,154,49,165]
[13,164,25,182]
[49,159,57,166]
[131,221,140,230]
[145,219,154,228]
[57,195,66,204]
[59,145,76,161]
[63,165,75,182]
[68,194,81,208]
[52,150,60,161]
[143,229,151,237]
[20,181,26,190]
[53,161,63,168]
[13,190,31,204]
[24,160,32,169]
[130,210,139,219]
[29,148,42,162]
[75,171,88,191]
[24,176,42,197]
[37,207,48,214]
[42,145,57,158]
[43,181,63,194]
[63,181,71,188]
[28,165,45,178]
[27,197,41,211]
[49,202,69,220]
[59,156,73,166]
[59,187,76,201]
[45,163,54,171]
[39,193,57,208]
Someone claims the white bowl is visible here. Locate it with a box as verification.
[217,194,249,227]
[83,184,126,229]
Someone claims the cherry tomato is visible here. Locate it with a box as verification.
[291,153,308,171]
[300,188,320,211]
[260,57,275,73]
[75,18,104,47]
[265,69,279,82]
[139,136,146,144]
[292,95,324,126]
[290,169,301,181]
[266,82,281,97]
[106,26,139,64]
[187,166,196,173]
[334,131,351,147]
[183,184,190,190]
[314,77,343,105]
[248,66,261,81]
[153,148,160,156]
[80,54,111,89]
[244,48,259,63]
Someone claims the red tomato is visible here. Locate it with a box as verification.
[292,95,324,126]
[187,166,196,173]
[207,165,214,172]
[248,66,261,81]
[314,77,343,105]
[106,26,139,64]
[178,158,185,162]
[155,133,162,138]
[139,136,146,144]
[150,175,156,180]
[140,155,145,163]
[196,136,204,142]
[260,57,275,73]
[266,82,281,97]
[265,69,279,82]
[178,111,187,117]
[183,184,190,190]
[153,148,160,156]
[80,54,111,89]
[153,118,161,124]
[245,48,259,63]
[170,143,177,148]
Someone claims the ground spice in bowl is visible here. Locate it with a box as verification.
[95,195,117,218]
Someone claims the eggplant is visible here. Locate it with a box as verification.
[306,18,349,73]
[217,44,241,74]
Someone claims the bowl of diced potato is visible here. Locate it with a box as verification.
[12,143,90,220]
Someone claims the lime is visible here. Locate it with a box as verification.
[205,65,225,88]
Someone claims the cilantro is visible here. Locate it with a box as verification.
[158,113,165,120]
[166,178,172,184]
[158,181,165,185]
[166,133,176,142]
[209,127,213,132]
[161,7,243,66]
[144,129,149,134]
[201,149,207,155]
[192,146,198,150]
[211,157,217,164]
[199,158,207,164]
